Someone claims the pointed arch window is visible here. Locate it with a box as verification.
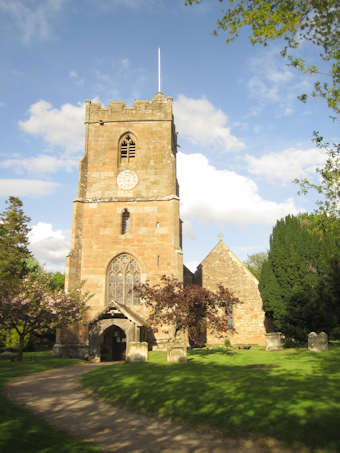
[107,254,141,306]
[120,134,136,162]
[121,209,130,234]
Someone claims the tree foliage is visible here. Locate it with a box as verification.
[186,0,340,116]
[0,272,89,360]
[244,251,268,279]
[48,272,65,290]
[0,197,88,359]
[0,197,31,297]
[136,275,239,346]
[295,132,340,220]
[259,214,340,342]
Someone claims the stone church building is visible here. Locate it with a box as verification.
[54,92,266,360]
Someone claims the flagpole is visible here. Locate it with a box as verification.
[158,47,161,93]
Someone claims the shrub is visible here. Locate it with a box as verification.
[224,338,232,349]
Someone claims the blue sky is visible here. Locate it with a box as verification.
[0,0,338,272]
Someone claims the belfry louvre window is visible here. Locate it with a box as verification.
[121,209,130,234]
[120,134,136,161]
[107,253,141,305]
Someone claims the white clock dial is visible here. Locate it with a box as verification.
[117,170,138,190]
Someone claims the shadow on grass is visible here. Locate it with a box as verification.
[82,348,340,453]
[0,352,99,453]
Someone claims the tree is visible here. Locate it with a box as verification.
[259,214,340,342]
[244,251,268,280]
[186,0,340,116]
[136,275,239,346]
[0,272,89,360]
[49,272,65,290]
[0,197,31,298]
[295,132,340,221]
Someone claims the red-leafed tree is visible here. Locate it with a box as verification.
[136,275,239,346]
[0,273,89,361]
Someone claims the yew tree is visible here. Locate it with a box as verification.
[259,214,340,342]
[136,275,239,346]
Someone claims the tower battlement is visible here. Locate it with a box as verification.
[85,92,173,123]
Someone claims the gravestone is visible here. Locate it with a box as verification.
[308,332,328,352]
[126,341,148,362]
[167,343,187,363]
[265,332,283,351]
[0,351,17,361]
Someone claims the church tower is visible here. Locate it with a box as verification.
[56,92,183,359]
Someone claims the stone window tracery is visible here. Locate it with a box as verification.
[119,134,136,162]
[107,254,141,306]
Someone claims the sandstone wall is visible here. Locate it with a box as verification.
[195,240,266,345]
[62,93,183,348]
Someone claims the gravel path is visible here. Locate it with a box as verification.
[6,363,293,453]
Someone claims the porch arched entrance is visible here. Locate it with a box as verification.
[100,325,126,361]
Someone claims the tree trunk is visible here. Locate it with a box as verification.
[17,334,25,361]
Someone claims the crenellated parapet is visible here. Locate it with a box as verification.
[85,92,173,124]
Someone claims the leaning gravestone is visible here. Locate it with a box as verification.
[308,332,328,352]
[167,343,187,363]
[265,332,283,351]
[126,341,148,362]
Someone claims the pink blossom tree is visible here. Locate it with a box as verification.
[0,273,89,361]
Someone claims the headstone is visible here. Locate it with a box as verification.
[265,332,282,351]
[167,343,187,363]
[0,351,17,360]
[126,341,148,362]
[308,331,328,352]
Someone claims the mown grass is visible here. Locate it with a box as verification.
[0,351,100,453]
[81,345,340,453]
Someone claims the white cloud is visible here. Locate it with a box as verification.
[247,47,312,116]
[182,219,196,240]
[173,95,245,152]
[244,147,326,183]
[0,0,65,43]
[0,179,59,197]
[177,152,300,226]
[1,155,78,174]
[29,222,70,272]
[69,70,84,86]
[69,70,78,79]
[120,58,130,69]
[19,100,84,153]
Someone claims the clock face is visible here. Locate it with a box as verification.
[116,170,138,190]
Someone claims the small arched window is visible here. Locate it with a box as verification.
[121,209,130,234]
[120,134,136,162]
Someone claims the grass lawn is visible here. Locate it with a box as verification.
[0,351,100,453]
[82,344,340,453]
